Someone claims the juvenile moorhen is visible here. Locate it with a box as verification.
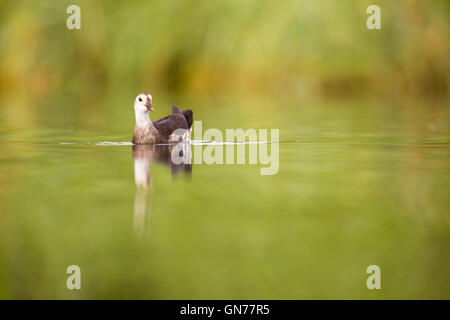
[132,93,193,144]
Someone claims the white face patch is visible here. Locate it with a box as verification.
[136,94,145,103]
[134,93,153,127]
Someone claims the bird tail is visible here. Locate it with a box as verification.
[183,110,193,129]
[171,105,183,115]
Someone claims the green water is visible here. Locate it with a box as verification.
[0,96,449,299]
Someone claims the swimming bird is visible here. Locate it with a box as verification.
[132,93,193,144]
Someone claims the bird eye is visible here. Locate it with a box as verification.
[138,97,142,102]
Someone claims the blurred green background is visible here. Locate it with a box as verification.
[0,0,449,299]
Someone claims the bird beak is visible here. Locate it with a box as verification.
[145,99,154,112]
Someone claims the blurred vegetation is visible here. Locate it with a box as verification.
[1,0,448,104]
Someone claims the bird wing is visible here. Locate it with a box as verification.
[183,110,193,129]
[171,105,183,115]
[153,106,188,141]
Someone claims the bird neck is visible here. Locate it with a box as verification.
[135,111,153,129]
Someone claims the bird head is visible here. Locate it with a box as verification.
[134,93,154,113]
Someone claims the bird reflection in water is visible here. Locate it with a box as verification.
[132,144,191,234]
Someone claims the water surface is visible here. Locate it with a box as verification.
[0,96,449,299]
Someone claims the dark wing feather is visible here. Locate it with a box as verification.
[154,108,193,129]
[183,110,193,129]
[152,115,170,126]
[153,105,188,141]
